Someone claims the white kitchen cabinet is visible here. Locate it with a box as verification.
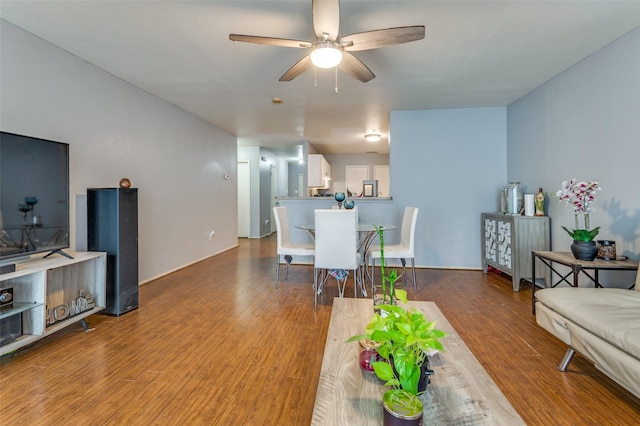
[373,165,390,197]
[0,251,106,355]
[482,213,550,291]
[308,154,331,188]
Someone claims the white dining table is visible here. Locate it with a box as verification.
[295,223,396,253]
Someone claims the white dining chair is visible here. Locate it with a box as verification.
[313,209,362,311]
[273,206,314,288]
[370,207,419,294]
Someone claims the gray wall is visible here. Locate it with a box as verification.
[1,20,238,283]
[507,26,640,262]
[390,107,507,269]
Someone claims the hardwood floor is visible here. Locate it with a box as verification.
[1,235,639,425]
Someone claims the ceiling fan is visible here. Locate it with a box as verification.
[229,0,425,83]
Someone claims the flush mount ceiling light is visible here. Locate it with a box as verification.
[310,42,343,68]
[364,132,381,143]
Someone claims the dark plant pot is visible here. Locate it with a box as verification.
[571,240,599,261]
[418,359,434,393]
[383,390,423,426]
[383,406,423,426]
[389,356,434,393]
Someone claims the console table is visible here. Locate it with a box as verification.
[311,298,525,425]
[531,251,639,313]
[482,213,550,291]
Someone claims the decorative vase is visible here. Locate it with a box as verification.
[570,240,598,261]
[505,182,523,214]
[334,192,345,209]
[358,339,381,373]
[373,293,397,316]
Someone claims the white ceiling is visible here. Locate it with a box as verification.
[2,1,640,160]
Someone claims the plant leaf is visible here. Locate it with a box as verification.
[395,289,408,304]
[372,361,395,381]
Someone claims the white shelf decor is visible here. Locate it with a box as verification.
[0,251,106,355]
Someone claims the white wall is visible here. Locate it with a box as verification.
[1,20,238,283]
[507,27,640,262]
[390,108,507,269]
[324,153,390,195]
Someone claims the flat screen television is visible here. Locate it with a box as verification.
[0,131,70,261]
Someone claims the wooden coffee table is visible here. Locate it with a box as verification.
[311,298,525,425]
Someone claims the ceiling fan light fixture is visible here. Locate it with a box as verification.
[365,133,381,143]
[310,43,343,68]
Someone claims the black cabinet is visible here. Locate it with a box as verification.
[87,188,138,315]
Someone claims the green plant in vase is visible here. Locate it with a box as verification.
[374,225,403,307]
[348,300,447,423]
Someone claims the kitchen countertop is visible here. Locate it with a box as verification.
[277,196,392,201]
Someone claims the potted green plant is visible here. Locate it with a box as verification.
[348,297,447,425]
[555,179,602,260]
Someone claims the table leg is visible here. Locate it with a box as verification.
[572,265,581,287]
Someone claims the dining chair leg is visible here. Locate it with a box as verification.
[354,267,358,298]
[275,254,280,289]
[357,265,367,297]
[313,267,319,311]
[354,268,363,298]
[370,258,376,299]
[411,258,417,294]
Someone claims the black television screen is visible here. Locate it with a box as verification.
[0,131,70,261]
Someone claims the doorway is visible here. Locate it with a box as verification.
[270,164,277,233]
[237,161,250,238]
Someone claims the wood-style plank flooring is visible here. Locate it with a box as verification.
[1,235,639,425]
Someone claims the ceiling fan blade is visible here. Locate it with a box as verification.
[312,0,340,40]
[341,26,425,51]
[229,34,311,48]
[338,52,375,83]
[279,55,313,81]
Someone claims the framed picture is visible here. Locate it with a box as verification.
[363,180,377,197]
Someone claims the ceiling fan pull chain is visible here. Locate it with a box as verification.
[314,66,318,87]
[335,67,338,93]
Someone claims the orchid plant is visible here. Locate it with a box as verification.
[555,179,602,241]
